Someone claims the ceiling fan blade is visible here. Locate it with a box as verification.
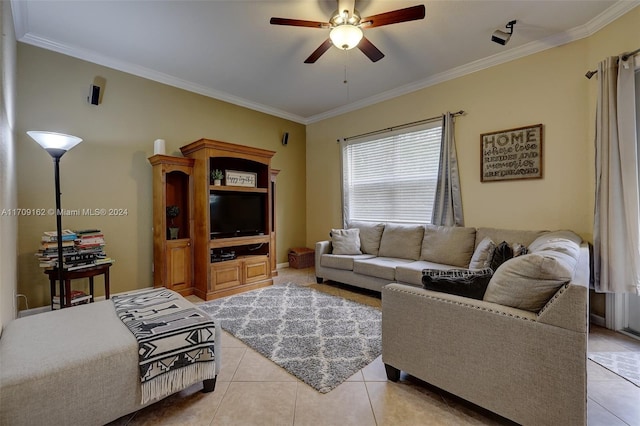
[304,39,334,63]
[357,37,384,62]
[361,5,426,28]
[270,17,329,29]
[338,0,356,18]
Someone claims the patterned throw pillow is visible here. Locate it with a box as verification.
[512,243,529,257]
[490,241,514,271]
[422,268,494,300]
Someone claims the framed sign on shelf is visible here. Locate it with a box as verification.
[225,170,257,187]
[480,124,543,182]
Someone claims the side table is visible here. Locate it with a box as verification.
[45,263,112,308]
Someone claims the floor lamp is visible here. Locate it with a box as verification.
[28,131,82,308]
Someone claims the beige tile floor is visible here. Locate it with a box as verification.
[109,267,640,426]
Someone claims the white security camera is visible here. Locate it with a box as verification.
[491,20,516,46]
[491,30,511,45]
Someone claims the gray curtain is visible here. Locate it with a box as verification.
[431,112,464,226]
[593,55,639,294]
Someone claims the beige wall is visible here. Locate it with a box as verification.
[0,1,18,325]
[306,8,639,251]
[16,44,306,309]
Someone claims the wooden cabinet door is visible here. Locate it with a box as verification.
[165,240,192,293]
[211,260,242,291]
[244,256,269,284]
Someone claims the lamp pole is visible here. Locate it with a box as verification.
[52,155,65,307]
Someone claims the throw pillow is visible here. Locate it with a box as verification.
[422,268,494,300]
[468,237,496,270]
[483,252,574,312]
[490,241,514,271]
[330,228,362,255]
[512,243,529,257]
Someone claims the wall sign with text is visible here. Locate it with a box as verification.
[480,124,543,182]
[225,170,257,187]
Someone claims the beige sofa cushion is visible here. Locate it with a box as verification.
[331,228,362,255]
[378,223,424,260]
[528,230,582,256]
[483,232,581,312]
[353,257,414,281]
[421,225,476,267]
[348,221,385,255]
[321,253,375,271]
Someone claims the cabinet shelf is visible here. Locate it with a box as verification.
[209,185,268,193]
[209,234,269,249]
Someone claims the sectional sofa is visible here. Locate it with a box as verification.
[315,222,589,425]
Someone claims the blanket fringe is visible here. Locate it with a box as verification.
[141,362,216,404]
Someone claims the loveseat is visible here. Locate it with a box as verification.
[315,222,589,425]
[0,288,221,426]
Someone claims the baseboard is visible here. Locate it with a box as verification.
[277,262,290,269]
[17,287,153,318]
[18,305,50,317]
[590,313,606,328]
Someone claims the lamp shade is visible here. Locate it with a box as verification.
[330,25,363,50]
[27,131,82,158]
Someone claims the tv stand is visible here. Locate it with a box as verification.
[180,139,277,300]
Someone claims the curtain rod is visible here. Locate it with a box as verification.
[338,110,465,143]
[585,47,640,79]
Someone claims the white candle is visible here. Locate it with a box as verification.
[154,139,165,155]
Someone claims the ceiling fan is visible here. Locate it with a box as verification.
[270,0,426,63]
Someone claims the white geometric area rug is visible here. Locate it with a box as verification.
[199,283,381,393]
[588,352,640,387]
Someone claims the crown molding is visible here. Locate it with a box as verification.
[584,0,640,34]
[306,1,640,123]
[17,33,307,124]
[10,0,28,40]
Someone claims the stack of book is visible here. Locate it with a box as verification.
[52,289,92,310]
[36,229,115,271]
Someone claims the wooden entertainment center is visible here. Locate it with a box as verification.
[149,139,277,300]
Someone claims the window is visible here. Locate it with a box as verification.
[341,122,442,224]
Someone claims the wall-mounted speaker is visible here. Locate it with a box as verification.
[88,84,100,105]
[282,132,289,146]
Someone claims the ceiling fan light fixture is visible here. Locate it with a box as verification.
[330,24,363,50]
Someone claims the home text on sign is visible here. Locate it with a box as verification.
[481,124,543,182]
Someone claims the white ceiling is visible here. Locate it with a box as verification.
[11,1,639,124]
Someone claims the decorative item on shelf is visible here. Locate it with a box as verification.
[153,139,166,155]
[211,169,224,186]
[166,205,180,240]
[225,170,257,187]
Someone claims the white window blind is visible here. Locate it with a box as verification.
[342,122,442,224]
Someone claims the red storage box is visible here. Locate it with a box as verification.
[288,247,315,269]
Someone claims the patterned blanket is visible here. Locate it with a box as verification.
[112,288,217,404]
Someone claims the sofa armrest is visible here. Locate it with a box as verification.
[537,244,589,332]
[315,241,331,280]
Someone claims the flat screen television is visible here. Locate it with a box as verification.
[209,193,266,238]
